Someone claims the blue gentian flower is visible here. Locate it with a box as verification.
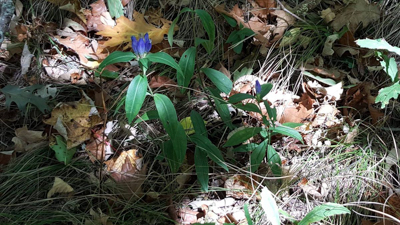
[255,80,261,94]
[131,33,152,58]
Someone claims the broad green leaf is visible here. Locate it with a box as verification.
[250,139,268,173]
[375,82,400,108]
[260,186,280,225]
[298,203,350,225]
[190,134,229,172]
[195,147,209,192]
[0,84,51,113]
[228,93,255,104]
[147,52,182,73]
[179,47,196,89]
[260,83,273,99]
[271,125,303,143]
[234,103,262,114]
[50,135,76,165]
[134,110,159,123]
[244,203,253,225]
[209,88,235,130]
[168,8,193,47]
[202,68,233,94]
[282,122,303,128]
[233,67,253,81]
[161,140,179,173]
[356,38,400,56]
[190,110,208,137]
[107,0,123,18]
[224,127,263,147]
[194,9,215,53]
[96,51,135,77]
[232,143,258,152]
[221,14,237,27]
[302,71,337,86]
[126,75,148,123]
[265,101,277,122]
[267,145,281,176]
[155,94,187,172]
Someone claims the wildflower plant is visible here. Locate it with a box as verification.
[96,8,303,192]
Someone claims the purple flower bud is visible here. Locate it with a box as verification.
[255,80,261,94]
[131,33,152,58]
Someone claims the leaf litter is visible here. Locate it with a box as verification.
[0,0,399,224]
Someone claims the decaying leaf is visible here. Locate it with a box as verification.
[47,177,74,198]
[12,126,48,152]
[344,83,384,124]
[97,12,176,48]
[43,96,103,149]
[104,149,143,182]
[321,8,335,23]
[85,0,115,32]
[331,0,380,32]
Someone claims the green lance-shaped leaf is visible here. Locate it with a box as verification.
[190,110,208,137]
[298,203,350,225]
[125,75,148,123]
[250,139,268,173]
[147,52,184,87]
[190,134,229,172]
[195,147,209,192]
[224,127,263,147]
[202,68,232,94]
[267,145,282,176]
[96,51,135,78]
[271,125,303,143]
[179,47,196,89]
[154,94,187,172]
[228,93,255,104]
[168,8,193,47]
[208,88,235,130]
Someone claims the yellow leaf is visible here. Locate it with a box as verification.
[97,12,177,48]
[180,117,207,135]
[47,177,74,198]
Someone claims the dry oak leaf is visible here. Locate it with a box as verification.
[53,33,102,68]
[251,0,276,18]
[43,97,103,149]
[97,12,176,48]
[331,0,380,32]
[215,4,272,45]
[85,0,115,32]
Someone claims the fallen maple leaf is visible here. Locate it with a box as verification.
[97,12,176,48]
[43,96,103,149]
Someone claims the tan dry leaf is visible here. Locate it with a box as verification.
[97,12,176,48]
[312,104,340,127]
[104,149,142,182]
[85,0,115,32]
[331,0,380,32]
[215,4,272,45]
[47,177,74,198]
[12,126,48,152]
[43,97,103,149]
[270,10,295,43]
[53,33,101,68]
[252,0,276,18]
